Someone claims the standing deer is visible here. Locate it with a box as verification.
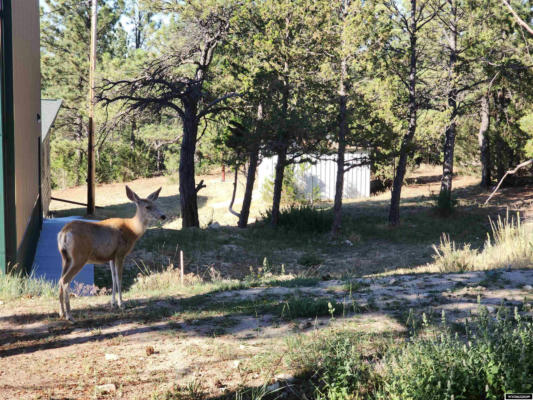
[57,186,166,321]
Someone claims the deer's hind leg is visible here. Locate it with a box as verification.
[109,260,118,308]
[59,257,88,322]
[115,257,125,309]
[58,250,70,319]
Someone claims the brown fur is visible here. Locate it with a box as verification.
[57,186,166,321]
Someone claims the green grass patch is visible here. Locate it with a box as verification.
[377,309,533,399]
[0,269,57,300]
[260,204,334,234]
[284,307,533,399]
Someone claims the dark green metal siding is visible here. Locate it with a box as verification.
[2,0,15,273]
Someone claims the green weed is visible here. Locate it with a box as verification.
[0,267,57,300]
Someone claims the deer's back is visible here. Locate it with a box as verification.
[58,219,137,264]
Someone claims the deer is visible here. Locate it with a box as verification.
[57,186,166,321]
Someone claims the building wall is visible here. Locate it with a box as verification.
[257,153,371,201]
[12,1,41,253]
[41,135,51,217]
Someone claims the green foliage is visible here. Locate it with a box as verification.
[377,309,533,399]
[279,297,343,320]
[314,334,378,400]
[96,139,156,183]
[50,137,87,189]
[0,269,57,300]
[164,144,180,178]
[260,205,334,234]
[50,135,158,188]
[434,189,457,217]
[261,165,320,205]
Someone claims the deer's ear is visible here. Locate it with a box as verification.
[147,187,162,201]
[126,185,140,203]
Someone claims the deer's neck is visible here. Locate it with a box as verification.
[129,209,148,238]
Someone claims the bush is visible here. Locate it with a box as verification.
[432,212,533,272]
[261,204,334,233]
[288,309,532,400]
[377,309,533,399]
[314,334,378,400]
[434,189,457,217]
[261,165,320,205]
[432,234,477,272]
[50,138,87,188]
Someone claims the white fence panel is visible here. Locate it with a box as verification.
[256,152,370,201]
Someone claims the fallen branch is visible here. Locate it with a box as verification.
[484,159,533,205]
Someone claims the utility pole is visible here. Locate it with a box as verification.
[87,0,97,215]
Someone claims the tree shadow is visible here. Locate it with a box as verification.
[1,268,528,359]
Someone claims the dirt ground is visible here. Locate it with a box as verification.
[1,267,532,399]
[1,167,531,399]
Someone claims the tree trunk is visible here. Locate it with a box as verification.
[389,0,418,227]
[478,93,491,188]
[238,147,259,228]
[271,64,290,227]
[179,104,200,228]
[494,90,506,180]
[156,148,161,172]
[440,120,456,193]
[440,0,458,195]
[75,114,84,186]
[331,58,348,235]
[130,118,136,150]
[271,147,287,226]
[239,104,263,228]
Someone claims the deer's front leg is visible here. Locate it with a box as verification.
[109,260,117,308]
[115,257,125,309]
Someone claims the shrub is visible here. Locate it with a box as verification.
[376,309,533,399]
[432,234,477,272]
[261,204,334,233]
[434,189,457,217]
[130,264,201,293]
[431,212,532,272]
[314,335,378,400]
[261,165,320,205]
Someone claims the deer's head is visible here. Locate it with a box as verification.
[126,185,167,224]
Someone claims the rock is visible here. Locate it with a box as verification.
[96,384,116,394]
[523,285,532,290]
[486,306,495,313]
[0,300,4,305]
[233,360,240,369]
[276,373,295,382]
[267,382,280,391]
[344,240,353,246]
[105,353,119,361]
[208,222,221,229]
[299,321,312,330]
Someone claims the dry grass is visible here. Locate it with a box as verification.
[382,212,533,276]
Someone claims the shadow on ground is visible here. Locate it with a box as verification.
[2,268,530,359]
